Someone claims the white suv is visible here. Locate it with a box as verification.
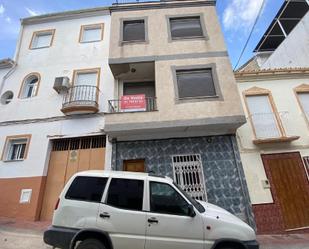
[44,170,259,249]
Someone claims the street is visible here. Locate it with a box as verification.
[0,225,308,249]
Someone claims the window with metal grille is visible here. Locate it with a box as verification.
[8,140,27,160]
[52,135,106,151]
[172,154,207,201]
[2,135,31,162]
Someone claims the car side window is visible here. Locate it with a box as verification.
[65,176,108,203]
[150,181,189,216]
[107,178,144,211]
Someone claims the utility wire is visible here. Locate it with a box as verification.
[233,0,267,71]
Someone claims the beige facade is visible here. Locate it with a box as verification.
[106,0,245,140]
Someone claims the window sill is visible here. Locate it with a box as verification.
[29,46,51,50]
[120,40,148,45]
[171,35,207,41]
[79,40,102,44]
[176,95,220,104]
[3,159,25,163]
[253,136,300,145]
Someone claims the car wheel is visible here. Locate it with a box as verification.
[76,239,106,249]
[217,245,243,249]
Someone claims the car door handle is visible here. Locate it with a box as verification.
[99,212,110,219]
[148,217,158,223]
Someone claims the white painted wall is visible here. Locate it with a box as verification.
[261,12,309,69]
[0,13,114,122]
[0,116,111,179]
[0,11,113,179]
[237,75,309,204]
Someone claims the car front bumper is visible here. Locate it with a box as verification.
[44,226,79,249]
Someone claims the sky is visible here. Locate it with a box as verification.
[0,0,284,69]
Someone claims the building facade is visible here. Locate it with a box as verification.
[0,0,256,227]
[236,69,309,234]
[239,0,309,71]
[0,8,113,221]
[105,0,255,227]
[235,0,309,234]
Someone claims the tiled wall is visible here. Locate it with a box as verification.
[112,135,256,229]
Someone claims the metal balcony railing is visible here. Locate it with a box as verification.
[108,97,157,113]
[62,85,99,109]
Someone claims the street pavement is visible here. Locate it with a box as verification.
[0,218,308,249]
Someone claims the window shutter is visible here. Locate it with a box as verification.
[34,34,52,48]
[75,72,98,86]
[247,95,281,139]
[123,20,145,42]
[82,28,101,42]
[298,93,309,119]
[170,17,203,38]
[176,69,216,98]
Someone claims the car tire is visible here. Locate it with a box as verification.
[76,239,106,249]
[217,245,243,249]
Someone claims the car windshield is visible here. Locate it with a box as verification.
[173,182,205,213]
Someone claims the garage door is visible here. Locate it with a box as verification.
[40,135,106,221]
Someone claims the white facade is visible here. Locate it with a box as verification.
[260,13,309,69]
[236,71,309,204]
[0,9,113,179]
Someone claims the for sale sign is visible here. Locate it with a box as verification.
[121,94,146,112]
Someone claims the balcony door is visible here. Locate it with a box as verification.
[123,81,155,97]
[72,69,100,105]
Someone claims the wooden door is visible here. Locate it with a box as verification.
[262,153,309,230]
[123,159,145,172]
[40,136,106,221]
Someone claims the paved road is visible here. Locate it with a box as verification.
[1,227,309,249]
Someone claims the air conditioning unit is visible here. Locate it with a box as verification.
[53,77,71,93]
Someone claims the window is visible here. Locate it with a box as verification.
[75,71,99,86]
[172,154,207,201]
[80,24,104,43]
[19,73,40,99]
[169,16,204,39]
[107,178,144,211]
[150,182,189,216]
[65,176,108,202]
[246,95,282,139]
[176,69,216,99]
[73,68,100,87]
[1,135,31,161]
[297,92,309,120]
[30,30,55,49]
[122,19,145,42]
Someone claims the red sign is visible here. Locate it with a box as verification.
[121,94,146,112]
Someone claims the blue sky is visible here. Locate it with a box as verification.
[0,0,284,68]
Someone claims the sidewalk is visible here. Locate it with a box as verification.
[0,217,309,249]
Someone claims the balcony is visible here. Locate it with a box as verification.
[61,85,99,115]
[108,97,157,113]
